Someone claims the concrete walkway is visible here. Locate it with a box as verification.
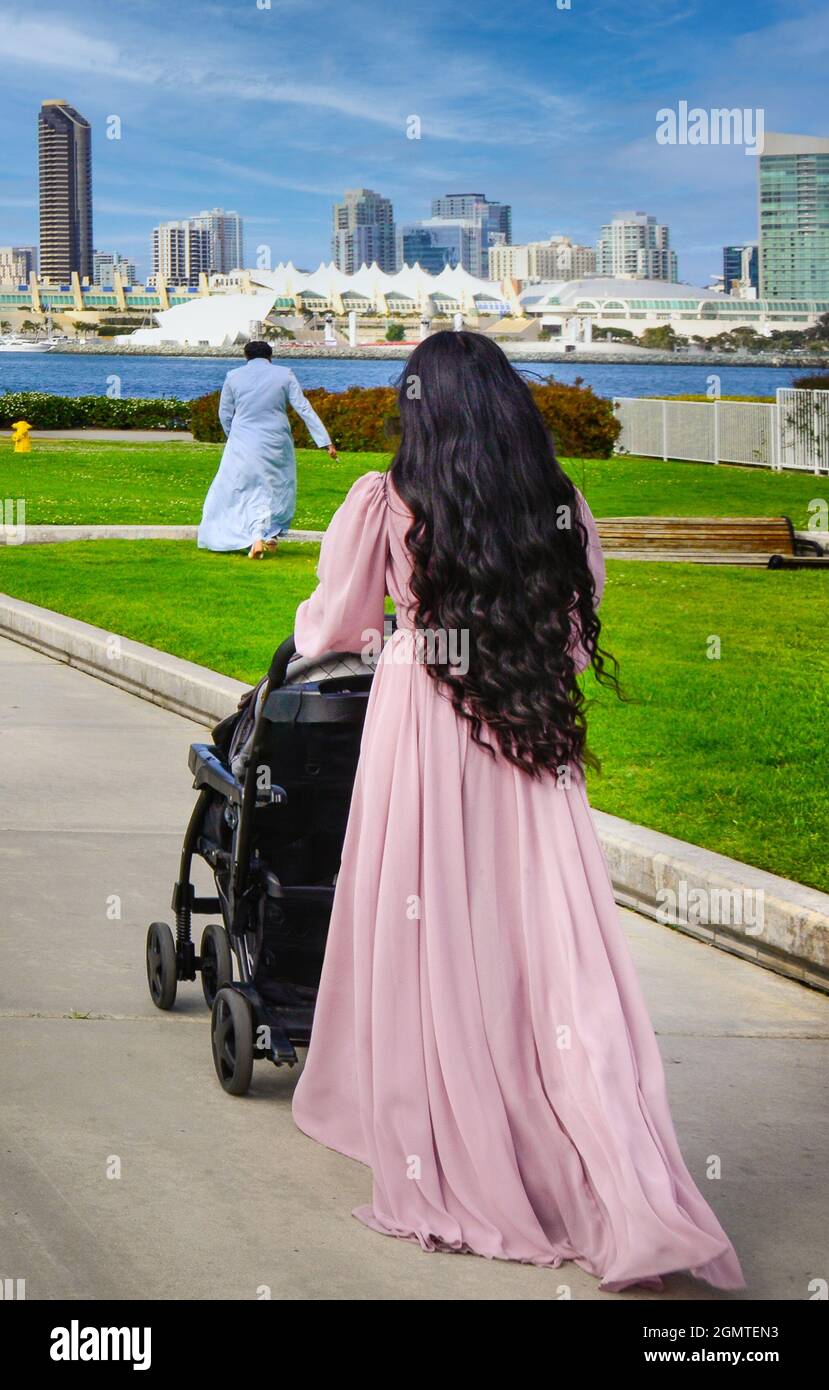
[30,429,193,442]
[1,634,827,1301]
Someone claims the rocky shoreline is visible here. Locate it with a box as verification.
[49,341,829,368]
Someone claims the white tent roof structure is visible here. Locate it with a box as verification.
[249,260,511,312]
[115,263,514,347]
[116,290,278,347]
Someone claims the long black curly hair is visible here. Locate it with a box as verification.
[389,331,620,776]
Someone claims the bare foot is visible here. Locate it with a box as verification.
[248,539,265,559]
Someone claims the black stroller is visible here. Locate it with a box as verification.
[145,631,380,1095]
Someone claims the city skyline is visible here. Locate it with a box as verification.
[0,0,827,285]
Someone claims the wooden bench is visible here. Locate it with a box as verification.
[594,516,829,567]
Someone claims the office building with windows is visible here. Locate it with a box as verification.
[396,219,478,274]
[489,236,596,283]
[93,250,138,288]
[38,100,93,281]
[758,132,829,299]
[332,189,396,273]
[428,193,512,275]
[0,246,38,282]
[723,243,759,295]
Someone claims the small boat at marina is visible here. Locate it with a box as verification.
[0,335,57,353]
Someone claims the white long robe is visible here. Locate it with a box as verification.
[197,358,331,551]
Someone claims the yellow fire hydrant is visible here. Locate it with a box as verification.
[11,420,32,452]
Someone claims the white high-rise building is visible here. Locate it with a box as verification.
[191,208,244,274]
[151,221,212,286]
[489,236,596,283]
[596,211,678,281]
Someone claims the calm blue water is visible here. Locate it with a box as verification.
[0,351,811,401]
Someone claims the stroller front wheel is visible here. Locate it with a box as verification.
[146,922,177,1011]
[211,987,254,1095]
[200,923,233,1009]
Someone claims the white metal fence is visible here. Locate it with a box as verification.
[613,390,829,473]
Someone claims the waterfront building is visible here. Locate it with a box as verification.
[4,261,824,345]
[38,100,93,282]
[596,212,677,281]
[519,275,828,341]
[489,236,596,283]
[332,189,396,274]
[723,243,759,296]
[759,132,829,299]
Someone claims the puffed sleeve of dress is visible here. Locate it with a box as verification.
[294,471,389,660]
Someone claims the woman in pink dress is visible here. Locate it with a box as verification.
[291,332,744,1293]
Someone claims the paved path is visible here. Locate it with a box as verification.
[30,429,193,442]
[1,635,827,1302]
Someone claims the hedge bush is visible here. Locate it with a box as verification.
[0,391,189,430]
[190,378,620,458]
[792,374,829,391]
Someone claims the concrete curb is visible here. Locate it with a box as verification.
[0,593,247,725]
[594,812,828,990]
[1,591,826,990]
[0,525,324,546]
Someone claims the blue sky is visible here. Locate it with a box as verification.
[1,0,827,285]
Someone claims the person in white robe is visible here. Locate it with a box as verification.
[197,341,337,558]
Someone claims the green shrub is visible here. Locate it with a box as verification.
[189,391,225,442]
[0,391,189,430]
[190,377,620,457]
[530,377,621,457]
[385,323,405,342]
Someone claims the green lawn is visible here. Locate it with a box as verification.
[1,538,826,892]
[0,438,826,529]
[0,440,385,531]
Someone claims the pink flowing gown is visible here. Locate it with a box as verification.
[291,470,744,1293]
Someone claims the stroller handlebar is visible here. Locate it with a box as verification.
[267,634,297,689]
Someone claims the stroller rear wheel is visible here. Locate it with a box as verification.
[200,923,233,1008]
[211,987,254,1095]
[146,922,177,1011]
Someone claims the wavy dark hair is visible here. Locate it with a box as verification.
[389,331,621,776]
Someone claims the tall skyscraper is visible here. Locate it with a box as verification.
[723,244,759,295]
[759,133,829,299]
[595,211,677,281]
[151,221,212,286]
[332,189,396,273]
[191,208,244,273]
[38,100,93,282]
[429,193,512,275]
